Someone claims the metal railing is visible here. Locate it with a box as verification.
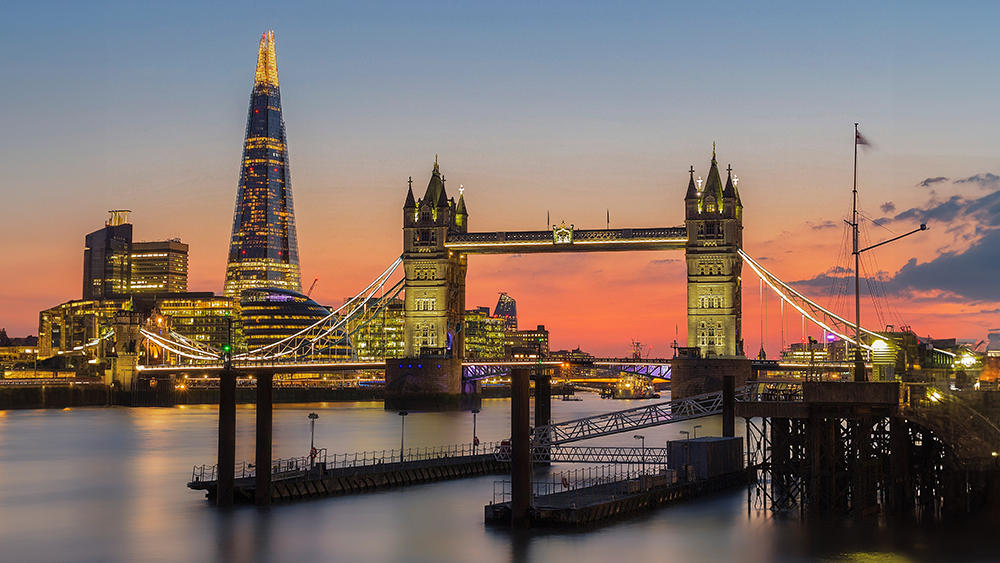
[742,381,804,402]
[494,445,669,464]
[190,449,329,484]
[532,387,752,446]
[493,463,674,506]
[189,442,503,484]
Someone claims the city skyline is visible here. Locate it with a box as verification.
[2,2,998,357]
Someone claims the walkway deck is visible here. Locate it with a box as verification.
[189,443,509,504]
[485,470,749,527]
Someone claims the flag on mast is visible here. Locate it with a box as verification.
[856,130,871,146]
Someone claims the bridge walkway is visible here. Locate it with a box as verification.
[531,387,749,446]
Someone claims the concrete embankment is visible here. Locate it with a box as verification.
[0,384,108,409]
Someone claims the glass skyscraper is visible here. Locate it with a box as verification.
[224,31,301,298]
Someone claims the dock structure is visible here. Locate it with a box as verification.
[739,380,1000,525]
[486,437,747,527]
[190,443,509,504]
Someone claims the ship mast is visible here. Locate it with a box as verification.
[853,123,864,382]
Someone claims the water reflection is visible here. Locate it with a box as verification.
[0,397,995,562]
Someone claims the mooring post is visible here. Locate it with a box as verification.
[255,371,273,507]
[510,367,531,528]
[217,369,237,508]
[722,375,735,438]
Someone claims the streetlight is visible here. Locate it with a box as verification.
[308,412,318,468]
[398,411,408,462]
[693,425,702,439]
[471,408,481,455]
[633,434,645,479]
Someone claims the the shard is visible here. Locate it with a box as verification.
[224,31,301,298]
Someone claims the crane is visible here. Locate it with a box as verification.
[306,276,318,297]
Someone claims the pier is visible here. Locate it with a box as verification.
[487,440,747,527]
[190,442,509,504]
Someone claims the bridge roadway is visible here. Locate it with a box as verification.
[138,357,857,381]
[136,356,677,378]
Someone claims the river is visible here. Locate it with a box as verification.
[0,395,992,562]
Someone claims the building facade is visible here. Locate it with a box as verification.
[83,210,133,300]
[493,293,518,331]
[347,298,405,362]
[224,31,302,298]
[685,149,744,357]
[131,240,188,294]
[505,325,549,359]
[464,306,505,360]
[240,288,345,357]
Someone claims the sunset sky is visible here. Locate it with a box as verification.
[2,1,998,357]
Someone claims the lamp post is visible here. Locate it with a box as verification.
[308,412,318,468]
[633,434,645,480]
[398,411,408,462]
[693,425,702,439]
[471,408,481,455]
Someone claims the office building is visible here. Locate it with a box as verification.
[224,31,301,298]
[505,325,549,359]
[464,306,505,360]
[347,297,405,361]
[493,293,518,331]
[83,210,133,300]
[131,239,188,294]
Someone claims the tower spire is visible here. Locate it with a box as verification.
[685,165,699,200]
[254,31,279,89]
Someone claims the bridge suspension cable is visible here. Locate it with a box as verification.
[234,256,404,360]
[137,257,404,363]
[739,249,882,350]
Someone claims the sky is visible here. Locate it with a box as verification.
[1,1,998,357]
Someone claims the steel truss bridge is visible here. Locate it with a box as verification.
[490,386,755,464]
[130,249,892,375]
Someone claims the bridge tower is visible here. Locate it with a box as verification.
[385,159,470,409]
[684,148,744,358]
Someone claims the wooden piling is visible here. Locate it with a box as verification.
[216,370,237,508]
[255,371,273,507]
[511,367,532,528]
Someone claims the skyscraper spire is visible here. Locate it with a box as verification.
[254,31,279,89]
[224,32,301,298]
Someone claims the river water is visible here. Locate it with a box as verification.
[0,395,992,563]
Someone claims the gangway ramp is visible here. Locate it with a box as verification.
[532,388,747,446]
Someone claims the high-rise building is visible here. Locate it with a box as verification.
[83,210,133,300]
[493,293,517,331]
[224,31,301,298]
[464,306,505,360]
[131,239,188,294]
[347,297,405,361]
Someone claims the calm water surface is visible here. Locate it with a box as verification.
[0,395,991,563]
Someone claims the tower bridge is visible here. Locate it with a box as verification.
[387,151,744,408]
[130,148,897,407]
